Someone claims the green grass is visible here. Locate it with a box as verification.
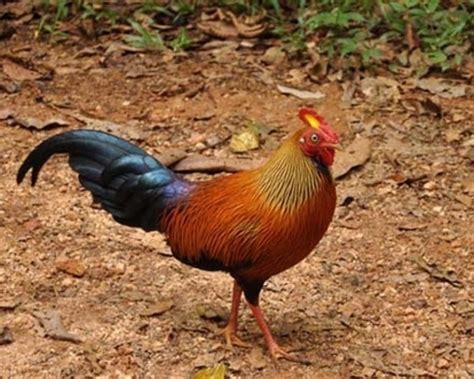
[34,0,473,73]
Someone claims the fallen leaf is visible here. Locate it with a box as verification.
[15,117,69,130]
[158,148,187,167]
[454,193,472,208]
[32,309,82,343]
[172,155,264,173]
[56,258,87,278]
[196,304,227,322]
[0,78,19,93]
[277,84,325,100]
[333,137,372,179]
[140,300,174,317]
[414,78,467,99]
[193,363,226,379]
[0,299,20,310]
[0,108,15,120]
[445,128,462,143]
[360,77,400,105]
[261,47,286,66]
[230,129,260,153]
[413,255,463,288]
[0,326,13,345]
[462,174,474,193]
[2,59,42,81]
[248,348,267,369]
[350,350,432,376]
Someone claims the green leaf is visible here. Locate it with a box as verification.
[426,0,440,13]
[339,39,358,56]
[426,50,447,64]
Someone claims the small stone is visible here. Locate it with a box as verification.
[423,181,436,190]
[0,326,13,345]
[436,357,450,369]
[56,258,87,278]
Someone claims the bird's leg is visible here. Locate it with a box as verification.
[247,295,311,364]
[221,280,250,348]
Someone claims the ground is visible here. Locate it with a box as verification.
[0,24,473,379]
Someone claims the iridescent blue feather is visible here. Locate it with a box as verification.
[17,129,191,231]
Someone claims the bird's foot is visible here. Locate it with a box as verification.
[269,344,312,365]
[220,325,251,349]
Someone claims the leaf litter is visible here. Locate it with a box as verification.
[0,13,472,378]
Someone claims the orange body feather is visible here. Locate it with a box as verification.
[161,130,336,290]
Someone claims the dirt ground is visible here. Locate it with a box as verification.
[0,24,473,379]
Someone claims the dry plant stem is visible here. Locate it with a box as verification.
[221,281,250,348]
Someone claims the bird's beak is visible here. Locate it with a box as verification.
[321,143,341,151]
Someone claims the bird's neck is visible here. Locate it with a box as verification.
[255,131,333,211]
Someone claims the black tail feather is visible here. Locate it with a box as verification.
[17,129,189,231]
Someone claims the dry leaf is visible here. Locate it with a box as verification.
[413,255,463,288]
[230,129,260,153]
[248,348,267,369]
[158,148,187,167]
[32,309,82,343]
[140,300,174,317]
[172,155,263,173]
[15,117,69,130]
[55,258,87,278]
[196,304,226,322]
[0,108,15,120]
[414,78,467,99]
[2,60,41,81]
[193,363,226,379]
[360,77,400,105]
[333,137,372,179]
[350,350,431,376]
[277,84,325,100]
[262,47,286,66]
[0,299,20,310]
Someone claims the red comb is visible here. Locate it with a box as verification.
[298,107,339,143]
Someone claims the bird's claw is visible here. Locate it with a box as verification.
[269,345,312,365]
[220,325,251,349]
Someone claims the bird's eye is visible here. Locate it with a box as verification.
[310,134,319,143]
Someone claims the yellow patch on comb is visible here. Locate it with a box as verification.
[303,113,320,129]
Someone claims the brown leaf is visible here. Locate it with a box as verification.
[2,59,41,81]
[413,255,463,288]
[15,117,69,130]
[277,84,325,100]
[414,78,467,99]
[0,326,13,345]
[196,304,227,322]
[140,300,174,317]
[158,148,187,167]
[333,137,372,179]
[0,108,15,120]
[350,350,431,376]
[56,258,87,278]
[0,299,20,311]
[261,47,286,66]
[172,155,263,174]
[248,348,267,369]
[32,309,82,343]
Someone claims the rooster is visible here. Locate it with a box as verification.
[17,108,339,362]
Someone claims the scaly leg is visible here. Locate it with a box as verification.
[248,302,311,364]
[221,280,250,348]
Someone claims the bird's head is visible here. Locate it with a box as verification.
[297,108,339,167]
